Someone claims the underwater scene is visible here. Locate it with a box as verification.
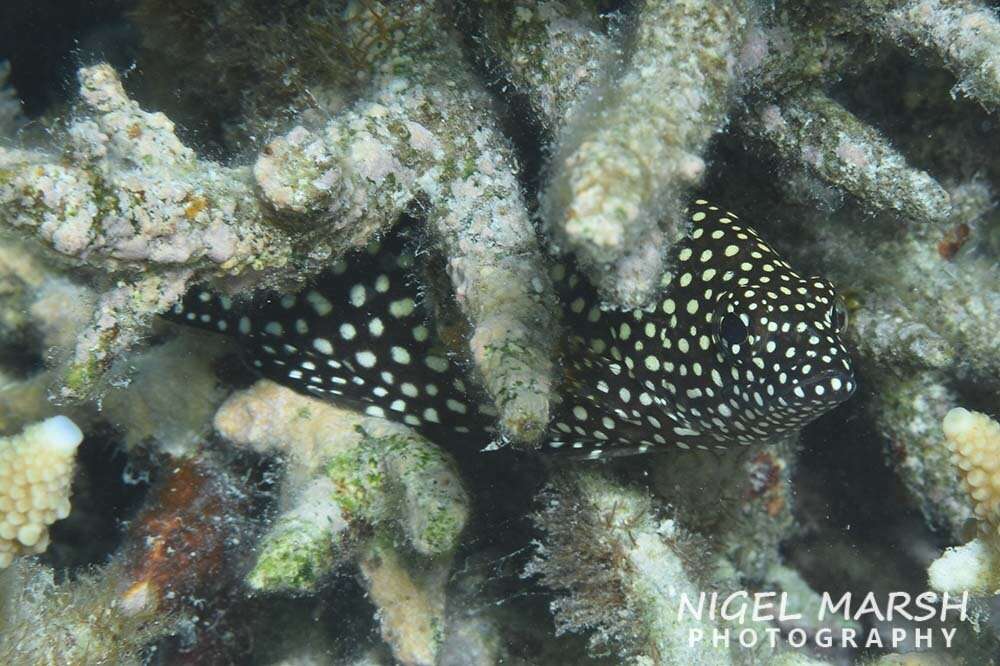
[2,0,1000,664]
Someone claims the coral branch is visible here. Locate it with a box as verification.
[848,307,956,371]
[541,0,748,307]
[213,380,469,559]
[869,0,1000,109]
[0,66,291,274]
[941,408,1000,539]
[256,1,558,443]
[59,270,192,401]
[738,6,868,95]
[928,408,1000,595]
[246,476,348,593]
[430,194,556,443]
[0,64,295,400]
[359,536,450,666]
[213,379,468,663]
[3,4,558,433]
[526,469,737,664]
[466,0,612,134]
[0,416,83,568]
[742,90,952,224]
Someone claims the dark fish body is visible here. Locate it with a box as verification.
[168,200,855,459]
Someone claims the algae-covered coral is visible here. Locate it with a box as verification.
[3,0,1000,664]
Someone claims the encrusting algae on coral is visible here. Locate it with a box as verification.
[0,416,82,569]
[213,379,468,664]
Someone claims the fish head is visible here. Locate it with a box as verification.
[708,273,855,442]
[644,200,857,449]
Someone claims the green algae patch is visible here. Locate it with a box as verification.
[324,443,385,519]
[248,520,338,593]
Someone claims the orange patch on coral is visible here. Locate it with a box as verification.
[122,457,249,614]
[937,223,970,260]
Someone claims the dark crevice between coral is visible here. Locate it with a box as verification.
[786,389,949,661]
[43,422,150,572]
[833,44,1000,187]
[0,0,137,117]
[0,341,43,377]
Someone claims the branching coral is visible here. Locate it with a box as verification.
[2,0,1000,662]
[0,63,289,402]
[0,416,83,568]
[213,379,468,665]
[740,90,952,224]
[867,372,972,539]
[928,408,1000,595]
[249,0,559,444]
[469,0,956,306]
[861,0,1000,109]
[540,0,748,307]
[465,0,613,139]
[1,2,557,445]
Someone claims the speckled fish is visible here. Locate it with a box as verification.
[168,199,856,459]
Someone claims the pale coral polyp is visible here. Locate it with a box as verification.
[0,415,82,568]
[943,407,1000,539]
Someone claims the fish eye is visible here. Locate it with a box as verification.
[832,297,849,333]
[719,313,749,348]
